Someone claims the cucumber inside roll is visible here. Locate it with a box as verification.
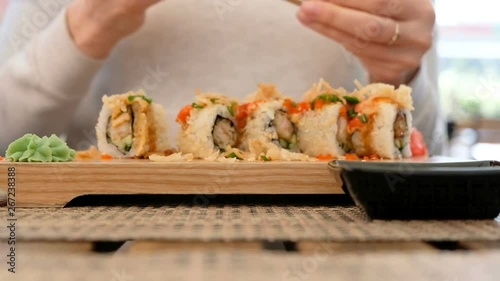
[212,116,237,150]
[106,105,134,154]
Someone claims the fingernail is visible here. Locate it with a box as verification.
[297,10,312,25]
[301,1,320,17]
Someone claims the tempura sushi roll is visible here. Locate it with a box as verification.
[348,83,413,159]
[293,79,350,158]
[96,90,170,158]
[237,84,299,152]
[176,93,238,158]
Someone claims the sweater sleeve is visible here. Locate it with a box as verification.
[0,3,103,152]
[407,44,448,156]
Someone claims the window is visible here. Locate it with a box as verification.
[436,0,500,123]
[437,0,500,159]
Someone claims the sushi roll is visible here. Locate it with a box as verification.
[95,90,170,158]
[292,79,350,159]
[176,93,239,159]
[347,83,414,159]
[237,84,299,152]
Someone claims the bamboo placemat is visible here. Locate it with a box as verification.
[1,250,499,281]
[2,205,500,242]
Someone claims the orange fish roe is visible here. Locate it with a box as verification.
[345,153,360,160]
[100,154,113,160]
[316,154,334,161]
[176,104,192,125]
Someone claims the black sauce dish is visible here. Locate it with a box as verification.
[328,160,500,220]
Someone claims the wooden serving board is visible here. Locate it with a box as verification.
[0,160,343,207]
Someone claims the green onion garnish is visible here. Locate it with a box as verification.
[261,155,271,161]
[128,95,153,103]
[329,95,341,103]
[210,98,218,103]
[227,103,237,117]
[124,144,132,152]
[344,96,360,104]
[227,106,234,116]
[228,152,242,160]
[192,103,204,109]
[359,114,368,123]
[348,108,357,118]
[312,94,341,107]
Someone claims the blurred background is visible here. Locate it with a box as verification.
[0,0,6,20]
[0,0,498,159]
[436,0,500,159]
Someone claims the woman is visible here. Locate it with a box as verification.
[0,0,446,155]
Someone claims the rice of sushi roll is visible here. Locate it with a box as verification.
[176,92,238,159]
[347,83,414,159]
[95,90,170,158]
[236,84,299,153]
[292,79,350,158]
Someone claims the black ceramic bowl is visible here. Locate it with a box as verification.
[328,160,500,220]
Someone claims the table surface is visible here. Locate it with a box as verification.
[1,202,500,279]
[1,245,500,281]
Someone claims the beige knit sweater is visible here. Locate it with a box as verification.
[0,0,446,154]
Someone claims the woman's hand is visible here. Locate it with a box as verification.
[297,0,435,86]
[67,0,163,59]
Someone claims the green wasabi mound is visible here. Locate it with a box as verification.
[6,134,76,162]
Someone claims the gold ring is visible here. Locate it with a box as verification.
[387,22,400,46]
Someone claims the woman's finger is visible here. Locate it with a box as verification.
[125,0,163,11]
[299,1,399,45]
[297,15,413,64]
[351,48,422,84]
[135,0,164,6]
[298,11,428,66]
[296,18,422,81]
[321,0,409,20]
[343,40,424,70]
